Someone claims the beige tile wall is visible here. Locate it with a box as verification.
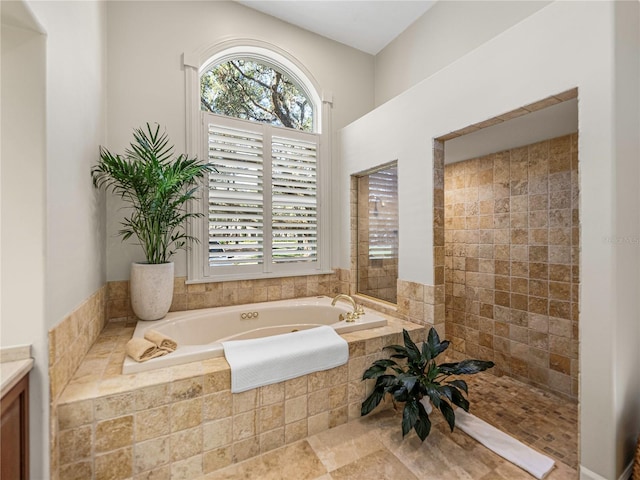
[49,286,107,401]
[396,279,445,337]
[358,258,398,304]
[107,273,346,321]
[443,133,580,398]
[48,285,108,477]
[54,314,425,479]
[433,140,445,288]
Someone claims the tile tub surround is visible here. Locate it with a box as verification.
[396,279,445,331]
[54,312,425,479]
[199,372,578,480]
[48,285,108,479]
[107,273,347,322]
[443,134,580,398]
[49,285,108,402]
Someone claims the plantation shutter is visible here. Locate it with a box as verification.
[205,114,320,272]
[368,166,398,260]
[271,135,318,263]
[207,120,264,266]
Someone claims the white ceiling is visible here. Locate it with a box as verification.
[236,1,436,55]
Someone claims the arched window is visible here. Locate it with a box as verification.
[200,59,314,132]
[184,43,331,282]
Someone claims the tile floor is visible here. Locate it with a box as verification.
[200,373,578,479]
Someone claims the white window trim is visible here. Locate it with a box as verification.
[183,40,333,283]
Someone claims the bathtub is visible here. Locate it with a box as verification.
[122,296,387,374]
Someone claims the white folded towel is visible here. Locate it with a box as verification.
[454,408,555,479]
[222,325,349,393]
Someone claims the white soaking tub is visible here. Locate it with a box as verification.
[122,296,386,374]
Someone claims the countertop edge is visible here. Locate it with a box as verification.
[1,358,34,399]
[0,344,32,363]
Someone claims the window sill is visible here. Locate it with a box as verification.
[186,269,336,285]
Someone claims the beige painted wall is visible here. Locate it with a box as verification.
[340,2,640,478]
[105,0,375,281]
[1,1,108,477]
[28,1,108,327]
[374,1,551,107]
[612,1,640,476]
[1,6,46,350]
[1,6,48,479]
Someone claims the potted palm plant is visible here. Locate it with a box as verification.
[92,123,214,320]
[361,327,494,441]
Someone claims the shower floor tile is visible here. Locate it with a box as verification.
[201,373,578,479]
[465,373,579,470]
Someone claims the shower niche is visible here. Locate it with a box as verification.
[355,162,398,304]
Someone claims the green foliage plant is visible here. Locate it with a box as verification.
[361,327,495,441]
[91,123,215,264]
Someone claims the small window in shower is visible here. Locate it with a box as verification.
[356,162,398,304]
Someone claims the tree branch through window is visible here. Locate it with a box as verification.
[201,59,313,132]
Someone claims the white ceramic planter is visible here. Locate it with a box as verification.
[130,262,174,321]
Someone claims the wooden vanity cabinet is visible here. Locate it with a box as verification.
[1,374,29,480]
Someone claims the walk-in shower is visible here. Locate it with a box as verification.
[437,91,579,399]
